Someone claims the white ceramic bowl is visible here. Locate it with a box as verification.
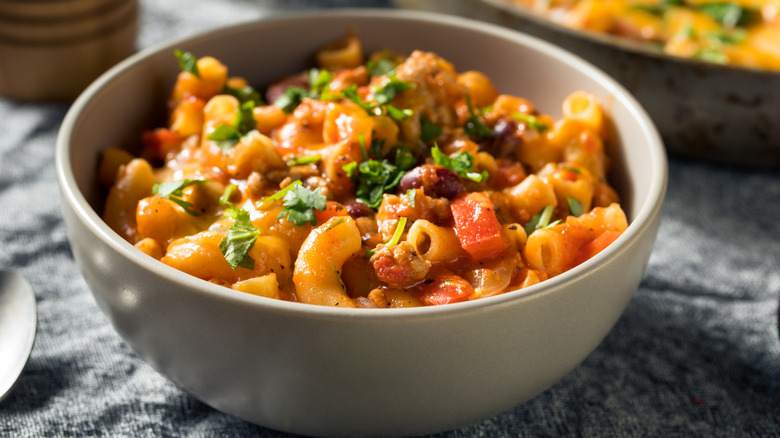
[56,9,667,437]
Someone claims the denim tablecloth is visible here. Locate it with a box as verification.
[1,0,779,436]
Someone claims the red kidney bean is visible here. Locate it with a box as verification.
[399,165,462,199]
[485,118,521,159]
[345,200,373,218]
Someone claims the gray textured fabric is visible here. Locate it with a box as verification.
[1,0,779,436]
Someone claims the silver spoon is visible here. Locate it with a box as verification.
[0,270,36,402]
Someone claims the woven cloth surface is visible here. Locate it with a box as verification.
[0,0,778,436]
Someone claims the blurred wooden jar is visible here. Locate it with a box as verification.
[0,0,138,101]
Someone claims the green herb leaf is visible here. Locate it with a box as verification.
[326,217,347,231]
[287,154,322,166]
[174,49,199,78]
[274,86,312,113]
[309,68,336,100]
[431,145,488,183]
[342,161,357,179]
[334,263,346,291]
[223,84,263,105]
[272,70,334,113]
[512,112,550,132]
[220,184,237,207]
[706,28,748,45]
[366,57,397,77]
[373,74,414,106]
[393,146,417,171]
[207,100,257,152]
[693,47,729,64]
[407,189,416,207]
[463,95,494,140]
[277,184,327,226]
[360,134,384,160]
[219,208,259,269]
[699,2,757,27]
[385,105,414,121]
[566,196,585,217]
[420,116,443,142]
[262,180,301,204]
[348,159,404,209]
[346,162,402,208]
[340,85,374,112]
[207,124,242,152]
[387,217,407,248]
[234,100,257,134]
[341,79,414,121]
[153,179,206,216]
[524,204,559,235]
[561,165,581,174]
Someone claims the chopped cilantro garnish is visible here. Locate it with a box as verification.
[463,95,494,140]
[365,216,407,258]
[512,112,550,132]
[340,75,414,121]
[223,84,263,105]
[366,57,397,77]
[262,180,301,204]
[153,179,206,216]
[277,184,327,226]
[699,2,757,28]
[566,196,585,217]
[219,207,259,269]
[342,161,358,179]
[287,153,321,166]
[346,159,404,208]
[561,165,581,174]
[359,134,385,160]
[385,105,414,121]
[387,217,407,248]
[524,205,560,235]
[334,263,347,291]
[234,100,257,134]
[274,86,311,113]
[206,100,257,152]
[174,49,199,78]
[707,28,747,45]
[392,146,417,171]
[207,124,242,152]
[309,68,337,101]
[273,69,335,113]
[420,116,443,142]
[431,145,489,183]
[340,85,373,112]
[373,74,414,106]
[220,184,237,207]
[326,217,347,231]
[693,48,729,64]
[343,138,416,209]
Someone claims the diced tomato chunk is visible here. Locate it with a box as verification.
[450,192,509,261]
[314,201,349,224]
[418,269,474,306]
[141,128,184,161]
[574,230,621,266]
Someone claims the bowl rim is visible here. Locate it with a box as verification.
[478,0,780,77]
[55,8,668,322]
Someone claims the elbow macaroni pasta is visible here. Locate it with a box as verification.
[100,36,628,308]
